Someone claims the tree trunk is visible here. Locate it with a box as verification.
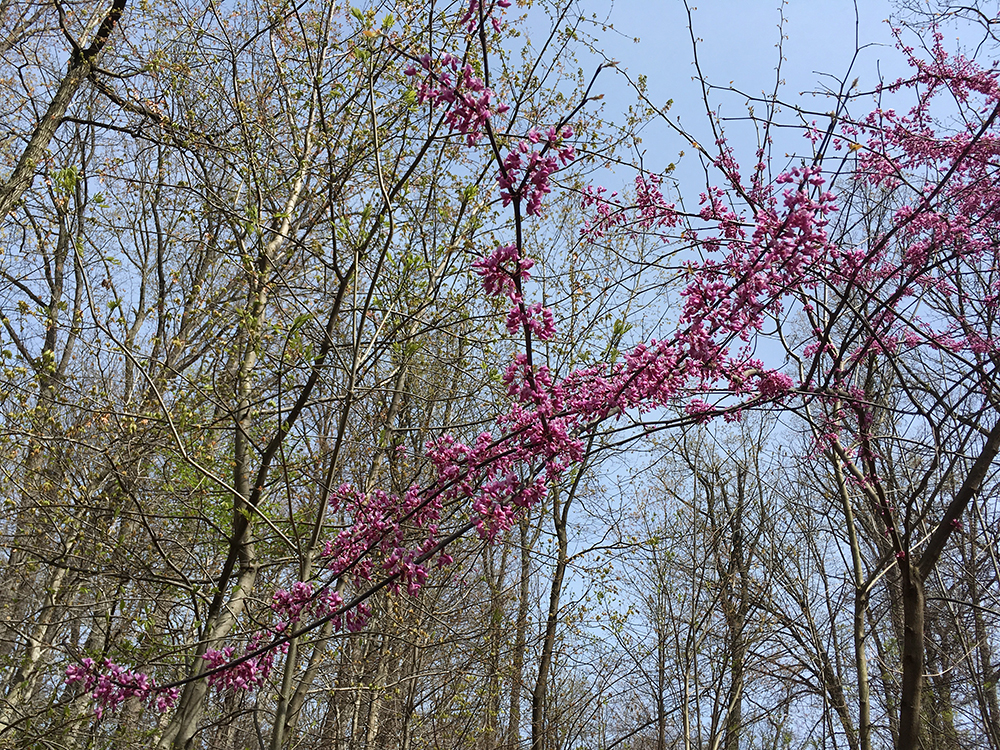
[0,0,128,222]
[531,487,569,750]
[897,567,924,750]
[508,516,531,750]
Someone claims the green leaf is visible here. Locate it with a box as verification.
[289,312,312,334]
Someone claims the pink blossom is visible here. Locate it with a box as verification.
[66,658,178,717]
[498,128,576,216]
[473,243,533,298]
[404,52,506,145]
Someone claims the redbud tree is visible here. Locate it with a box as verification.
[1,0,998,749]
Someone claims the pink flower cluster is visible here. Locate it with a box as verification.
[684,165,837,342]
[475,242,557,342]
[460,0,512,34]
[575,164,836,414]
[825,33,1000,365]
[271,581,349,624]
[202,633,278,692]
[472,242,533,297]
[405,52,508,145]
[66,658,179,718]
[196,588,372,695]
[272,581,321,623]
[322,482,453,598]
[498,126,575,216]
[506,302,556,340]
[581,173,679,239]
[423,395,578,540]
[450,157,833,541]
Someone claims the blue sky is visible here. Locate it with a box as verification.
[573,0,906,187]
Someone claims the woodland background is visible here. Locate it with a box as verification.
[0,1,999,749]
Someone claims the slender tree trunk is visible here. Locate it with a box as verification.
[483,543,507,750]
[363,638,390,749]
[274,618,336,748]
[897,568,924,750]
[0,548,74,733]
[507,516,531,750]
[531,488,569,750]
[832,454,871,750]
[896,419,1000,750]
[656,623,667,750]
[155,560,258,750]
[966,511,1000,749]
[0,0,128,222]
[924,615,960,749]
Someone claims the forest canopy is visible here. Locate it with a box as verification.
[1,1,999,749]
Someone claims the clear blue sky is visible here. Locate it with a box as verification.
[576,0,905,188]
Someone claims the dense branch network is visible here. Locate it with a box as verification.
[57,7,1000,742]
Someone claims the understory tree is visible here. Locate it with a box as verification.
[1,1,999,750]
